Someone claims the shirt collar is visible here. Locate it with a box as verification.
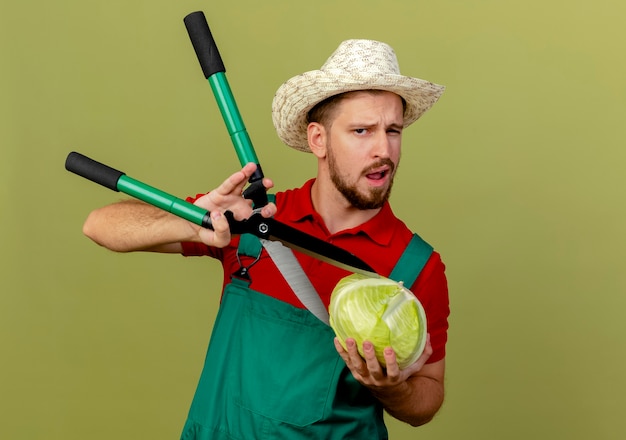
[283,178,397,247]
[283,179,317,224]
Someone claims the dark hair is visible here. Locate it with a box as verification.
[306,93,349,128]
[306,90,407,129]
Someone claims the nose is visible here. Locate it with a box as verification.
[371,131,392,159]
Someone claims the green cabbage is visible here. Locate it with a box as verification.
[329,273,427,369]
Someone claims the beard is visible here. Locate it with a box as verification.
[327,144,398,210]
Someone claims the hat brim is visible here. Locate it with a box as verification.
[272,70,445,152]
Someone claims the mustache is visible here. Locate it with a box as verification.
[363,158,396,175]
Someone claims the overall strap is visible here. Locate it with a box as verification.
[234,195,275,261]
[238,233,263,258]
[231,194,275,281]
[388,233,434,289]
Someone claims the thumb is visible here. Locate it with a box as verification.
[199,210,231,247]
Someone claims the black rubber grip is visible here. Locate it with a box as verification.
[184,11,225,78]
[65,152,124,191]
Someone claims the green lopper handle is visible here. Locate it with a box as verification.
[184,11,267,207]
[65,152,213,229]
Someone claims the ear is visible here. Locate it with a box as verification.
[307,122,327,159]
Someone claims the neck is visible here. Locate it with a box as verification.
[310,179,381,235]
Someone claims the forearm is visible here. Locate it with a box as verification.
[82,164,275,253]
[83,199,198,253]
[372,372,444,426]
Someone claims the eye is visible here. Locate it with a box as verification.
[354,128,368,135]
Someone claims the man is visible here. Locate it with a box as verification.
[83,39,449,439]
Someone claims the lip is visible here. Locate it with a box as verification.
[364,165,391,186]
[367,165,391,175]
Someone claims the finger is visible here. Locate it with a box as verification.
[345,338,362,360]
[362,341,383,379]
[382,346,401,380]
[215,163,258,198]
[263,177,274,191]
[199,210,231,247]
[334,338,363,375]
[333,337,349,360]
[260,202,277,218]
[240,162,260,179]
[345,338,369,377]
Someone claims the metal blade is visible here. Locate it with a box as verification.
[264,220,380,278]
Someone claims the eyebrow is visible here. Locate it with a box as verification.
[348,121,404,130]
[387,122,404,131]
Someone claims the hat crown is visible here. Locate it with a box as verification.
[321,39,401,76]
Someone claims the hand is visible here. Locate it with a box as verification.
[334,335,433,391]
[193,163,276,247]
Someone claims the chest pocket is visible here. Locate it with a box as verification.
[226,281,344,427]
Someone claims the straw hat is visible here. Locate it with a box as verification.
[272,39,445,152]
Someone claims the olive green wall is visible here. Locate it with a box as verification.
[2,1,625,438]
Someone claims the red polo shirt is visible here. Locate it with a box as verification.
[182,179,449,363]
